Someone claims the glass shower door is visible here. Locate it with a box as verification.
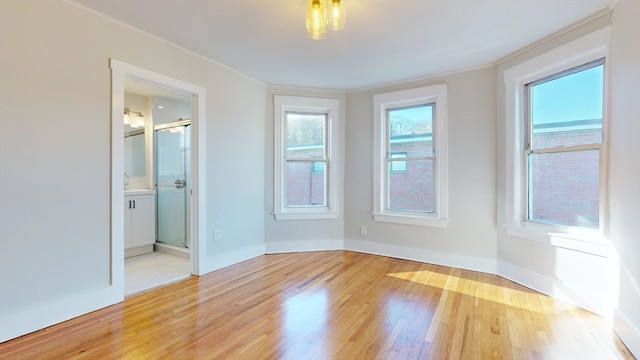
[155,121,190,248]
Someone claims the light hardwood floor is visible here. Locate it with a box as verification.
[0,251,634,359]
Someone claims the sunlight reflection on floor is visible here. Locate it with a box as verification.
[386,269,572,314]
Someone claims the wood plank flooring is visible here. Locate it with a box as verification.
[0,251,634,359]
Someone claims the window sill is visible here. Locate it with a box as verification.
[274,211,339,221]
[505,224,610,257]
[373,213,449,228]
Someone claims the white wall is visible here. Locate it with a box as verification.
[0,0,266,340]
[264,87,346,252]
[343,67,498,274]
[608,0,640,355]
[203,70,266,269]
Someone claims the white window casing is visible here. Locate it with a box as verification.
[503,26,611,257]
[273,95,340,220]
[373,84,449,227]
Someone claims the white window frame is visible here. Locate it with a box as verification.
[373,84,448,227]
[273,95,339,220]
[503,26,610,256]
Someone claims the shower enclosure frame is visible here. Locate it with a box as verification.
[154,119,192,250]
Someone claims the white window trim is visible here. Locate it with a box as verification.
[503,26,610,257]
[273,95,340,220]
[373,84,449,228]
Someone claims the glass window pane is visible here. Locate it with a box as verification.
[286,112,326,158]
[286,161,326,207]
[388,104,433,157]
[530,64,603,149]
[387,159,434,213]
[312,161,325,173]
[389,153,407,172]
[528,150,599,229]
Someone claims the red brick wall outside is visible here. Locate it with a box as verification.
[286,161,325,206]
[284,129,600,229]
[285,145,325,206]
[285,138,436,211]
[388,140,434,212]
[530,129,601,228]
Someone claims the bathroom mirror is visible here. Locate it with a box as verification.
[124,130,145,177]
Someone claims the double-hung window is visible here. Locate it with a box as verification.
[504,26,609,252]
[525,60,604,229]
[274,96,339,220]
[373,84,448,227]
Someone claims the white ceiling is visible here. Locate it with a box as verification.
[75,0,613,91]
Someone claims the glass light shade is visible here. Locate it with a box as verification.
[306,0,327,40]
[132,113,145,128]
[328,0,345,31]
[123,112,130,125]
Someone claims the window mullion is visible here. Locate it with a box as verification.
[400,156,434,161]
[530,143,600,154]
[286,158,325,162]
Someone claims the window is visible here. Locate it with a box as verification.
[274,96,339,220]
[504,26,609,253]
[373,84,448,227]
[525,60,604,229]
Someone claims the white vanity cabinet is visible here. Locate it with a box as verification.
[124,191,155,257]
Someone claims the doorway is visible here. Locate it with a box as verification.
[124,92,192,294]
[111,59,206,299]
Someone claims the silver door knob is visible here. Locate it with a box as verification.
[174,179,186,189]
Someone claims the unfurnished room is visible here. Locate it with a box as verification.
[0,0,638,358]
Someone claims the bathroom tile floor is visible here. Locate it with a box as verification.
[125,251,191,296]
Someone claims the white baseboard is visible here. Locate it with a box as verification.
[154,243,190,259]
[198,243,266,275]
[125,244,154,258]
[344,238,497,274]
[0,284,122,343]
[497,260,607,316]
[613,309,640,358]
[265,239,344,254]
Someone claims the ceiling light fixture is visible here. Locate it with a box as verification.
[306,0,345,40]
